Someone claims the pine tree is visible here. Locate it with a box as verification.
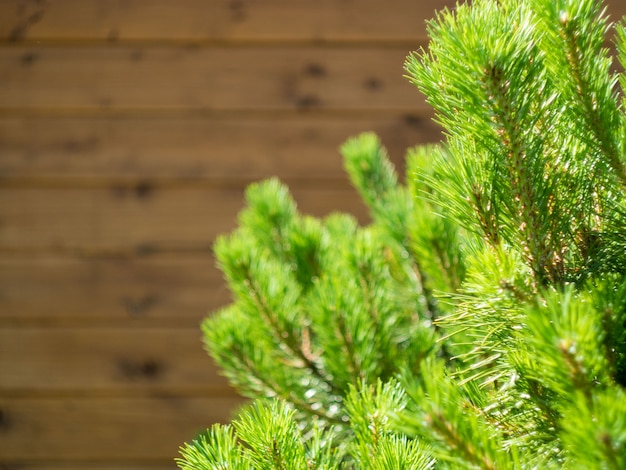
[177,0,626,468]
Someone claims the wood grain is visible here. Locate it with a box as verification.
[0,255,229,324]
[0,45,427,111]
[0,0,456,42]
[0,114,440,180]
[0,328,230,392]
[0,186,369,252]
[0,396,246,460]
[0,465,178,470]
[13,0,625,467]
[0,465,177,470]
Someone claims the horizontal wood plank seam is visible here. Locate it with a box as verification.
[0,176,355,189]
[0,459,182,467]
[0,387,239,399]
[0,319,213,328]
[0,38,429,47]
[0,245,217,256]
[0,108,431,118]
[0,108,433,118]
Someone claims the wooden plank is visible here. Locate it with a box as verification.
[0,45,427,112]
[0,255,229,324]
[0,465,178,470]
[0,396,246,460]
[3,0,624,44]
[0,465,177,470]
[0,0,455,42]
[0,114,440,180]
[0,328,230,392]
[2,0,624,44]
[0,186,369,251]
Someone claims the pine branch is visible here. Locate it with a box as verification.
[181,1,626,468]
[341,134,443,323]
[532,0,626,187]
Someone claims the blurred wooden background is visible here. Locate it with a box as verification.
[1,0,625,468]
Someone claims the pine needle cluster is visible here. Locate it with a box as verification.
[178,0,626,467]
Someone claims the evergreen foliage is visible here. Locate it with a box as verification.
[178,0,626,467]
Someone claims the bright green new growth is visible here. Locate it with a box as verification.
[178,0,626,468]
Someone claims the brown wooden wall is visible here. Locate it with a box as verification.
[1,0,626,468]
